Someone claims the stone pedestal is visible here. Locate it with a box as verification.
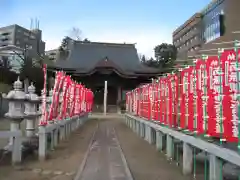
[156,131,164,151]
[38,126,47,161]
[166,134,173,159]
[140,123,145,138]
[26,119,35,137]
[9,120,20,145]
[183,142,193,175]
[209,154,221,180]
[145,125,153,144]
[136,121,140,135]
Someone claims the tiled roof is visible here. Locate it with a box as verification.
[53,40,160,75]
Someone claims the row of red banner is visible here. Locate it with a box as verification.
[40,65,93,125]
[126,49,240,142]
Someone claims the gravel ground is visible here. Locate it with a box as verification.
[114,117,200,180]
[0,115,206,180]
[0,118,98,180]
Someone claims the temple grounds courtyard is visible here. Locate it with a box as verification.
[0,115,200,180]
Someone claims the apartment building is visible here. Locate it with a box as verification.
[0,24,45,58]
[0,24,46,72]
[45,49,58,61]
[173,0,240,60]
[173,13,202,59]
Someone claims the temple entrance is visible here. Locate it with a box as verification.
[93,86,104,106]
[92,85,117,113]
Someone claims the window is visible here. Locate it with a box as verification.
[1,37,8,42]
[31,35,36,39]
[27,45,32,49]
[1,32,9,36]
[24,32,29,36]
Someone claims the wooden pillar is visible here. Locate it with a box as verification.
[103,81,108,115]
[117,86,122,114]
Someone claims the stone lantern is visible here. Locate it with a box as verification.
[24,83,41,138]
[4,77,26,145]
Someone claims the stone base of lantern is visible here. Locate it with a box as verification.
[4,117,24,147]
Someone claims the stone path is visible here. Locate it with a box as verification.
[74,120,133,180]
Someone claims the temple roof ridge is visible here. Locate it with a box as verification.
[73,40,136,48]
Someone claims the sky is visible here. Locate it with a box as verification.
[0,0,211,58]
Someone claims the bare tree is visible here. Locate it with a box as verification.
[68,27,82,41]
[138,53,143,61]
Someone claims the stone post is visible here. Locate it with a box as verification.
[209,154,221,180]
[166,134,173,159]
[38,126,47,161]
[24,83,41,138]
[156,131,164,151]
[183,142,193,175]
[4,77,25,146]
[145,125,153,144]
[117,86,122,114]
[140,122,145,138]
[136,121,140,135]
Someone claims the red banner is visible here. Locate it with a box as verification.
[40,64,48,126]
[136,88,140,116]
[48,71,63,121]
[187,67,194,132]
[53,72,65,119]
[179,69,187,129]
[206,56,219,136]
[195,59,205,134]
[162,78,167,125]
[173,74,179,128]
[139,87,143,117]
[158,79,163,124]
[152,80,158,121]
[167,75,173,127]
[148,84,153,120]
[222,49,240,142]
[59,76,71,119]
[156,79,161,121]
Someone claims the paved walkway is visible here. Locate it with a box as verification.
[74,120,133,180]
[0,115,204,180]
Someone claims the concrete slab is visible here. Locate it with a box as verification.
[75,121,133,180]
